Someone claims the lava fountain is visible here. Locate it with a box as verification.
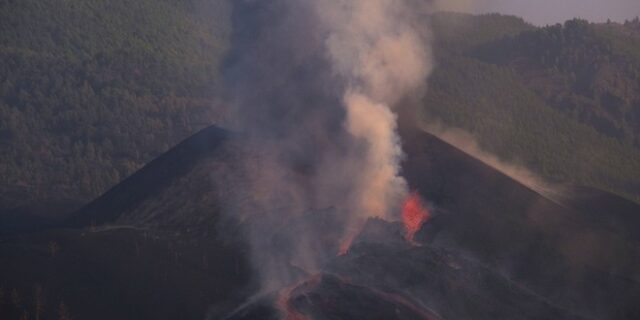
[223,0,433,294]
[401,192,430,243]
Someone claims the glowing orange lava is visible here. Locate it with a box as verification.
[276,286,309,320]
[275,276,320,320]
[401,191,430,243]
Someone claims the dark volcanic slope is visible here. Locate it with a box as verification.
[1,125,639,320]
[0,126,256,320]
[400,127,640,319]
[68,125,240,231]
[225,220,587,320]
[557,186,640,243]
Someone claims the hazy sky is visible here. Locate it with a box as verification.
[435,0,640,26]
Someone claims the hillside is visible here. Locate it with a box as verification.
[2,125,638,319]
[425,13,640,202]
[0,5,638,215]
[0,0,230,210]
[1,4,639,320]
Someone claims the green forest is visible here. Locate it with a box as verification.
[0,1,638,211]
[426,13,640,202]
[0,0,230,207]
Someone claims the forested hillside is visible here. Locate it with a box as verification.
[425,13,640,202]
[0,0,230,209]
[0,3,638,213]
[474,18,640,146]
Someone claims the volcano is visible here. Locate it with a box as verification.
[0,125,639,319]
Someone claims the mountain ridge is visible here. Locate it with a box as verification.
[1,8,639,211]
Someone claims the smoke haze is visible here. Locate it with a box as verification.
[222,0,433,292]
[422,123,562,199]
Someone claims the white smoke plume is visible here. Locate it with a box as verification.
[222,0,433,292]
[316,0,432,221]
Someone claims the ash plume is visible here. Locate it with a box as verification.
[221,0,433,292]
[316,0,432,222]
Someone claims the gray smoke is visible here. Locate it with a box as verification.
[222,0,433,292]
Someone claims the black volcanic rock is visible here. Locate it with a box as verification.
[555,186,640,243]
[224,273,442,320]
[328,240,586,320]
[1,124,639,320]
[224,221,585,320]
[68,125,239,233]
[351,217,408,248]
[400,127,640,319]
[290,274,441,320]
[0,126,257,320]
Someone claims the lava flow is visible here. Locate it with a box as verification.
[401,191,431,243]
[276,287,310,320]
[276,276,321,320]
